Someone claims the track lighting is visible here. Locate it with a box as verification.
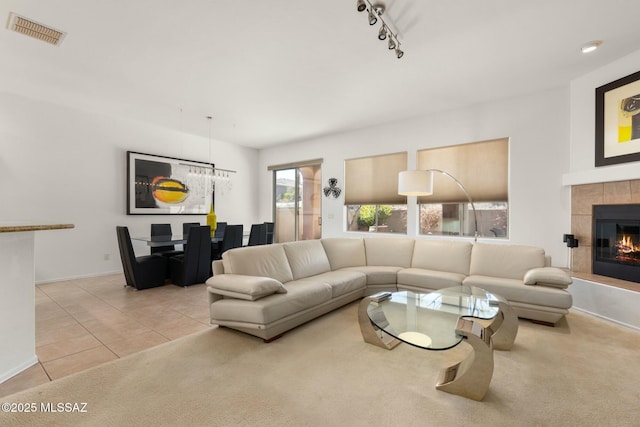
[356,0,404,59]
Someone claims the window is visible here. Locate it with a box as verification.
[344,152,407,234]
[417,138,509,239]
[346,204,407,233]
[420,202,508,238]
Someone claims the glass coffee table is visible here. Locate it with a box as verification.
[358,286,518,400]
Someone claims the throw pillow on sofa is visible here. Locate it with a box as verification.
[207,275,287,301]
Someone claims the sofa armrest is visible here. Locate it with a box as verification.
[523,267,572,289]
[206,274,287,301]
[212,260,225,275]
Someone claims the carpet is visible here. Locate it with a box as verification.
[2,302,639,427]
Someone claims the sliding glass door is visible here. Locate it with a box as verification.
[273,164,322,243]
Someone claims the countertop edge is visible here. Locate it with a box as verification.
[0,224,75,233]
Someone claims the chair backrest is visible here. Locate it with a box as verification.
[150,223,175,254]
[220,225,243,253]
[264,222,274,244]
[116,226,136,286]
[247,223,267,246]
[183,222,200,237]
[181,226,211,285]
[214,222,227,240]
[232,224,244,248]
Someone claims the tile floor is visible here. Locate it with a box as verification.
[0,274,212,398]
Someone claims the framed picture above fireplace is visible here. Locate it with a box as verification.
[595,70,640,167]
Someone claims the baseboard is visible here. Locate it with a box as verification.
[0,356,38,384]
[571,307,640,332]
[35,270,122,285]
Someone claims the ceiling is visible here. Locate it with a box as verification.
[2,0,640,149]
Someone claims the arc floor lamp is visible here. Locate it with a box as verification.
[398,169,479,241]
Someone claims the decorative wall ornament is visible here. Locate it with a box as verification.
[323,178,342,198]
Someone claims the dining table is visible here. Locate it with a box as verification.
[131,234,223,247]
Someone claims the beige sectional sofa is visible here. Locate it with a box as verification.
[206,238,573,341]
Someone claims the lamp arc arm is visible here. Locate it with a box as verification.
[424,169,478,242]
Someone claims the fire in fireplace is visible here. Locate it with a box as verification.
[616,234,640,263]
[593,204,640,283]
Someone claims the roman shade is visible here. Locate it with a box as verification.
[267,158,323,171]
[416,138,508,203]
[345,152,407,205]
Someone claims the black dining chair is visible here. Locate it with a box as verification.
[150,224,184,257]
[212,224,243,260]
[116,226,168,290]
[181,222,201,252]
[211,221,226,259]
[247,223,268,246]
[264,222,274,244]
[231,224,244,249]
[169,225,211,287]
[213,222,227,240]
[182,222,200,237]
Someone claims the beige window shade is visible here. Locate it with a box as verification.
[267,158,323,171]
[416,138,508,203]
[345,152,407,205]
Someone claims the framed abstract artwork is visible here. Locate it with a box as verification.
[127,151,214,215]
[595,70,640,167]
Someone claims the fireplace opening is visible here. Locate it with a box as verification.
[593,204,640,283]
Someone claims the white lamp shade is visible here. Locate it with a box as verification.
[398,170,433,196]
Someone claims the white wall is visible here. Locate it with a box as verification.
[0,91,259,283]
[565,48,640,185]
[259,87,572,266]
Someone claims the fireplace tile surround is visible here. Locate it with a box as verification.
[570,179,640,292]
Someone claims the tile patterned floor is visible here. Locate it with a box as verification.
[0,274,212,398]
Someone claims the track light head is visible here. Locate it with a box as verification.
[388,37,396,50]
[368,10,377,25]
[378,26,387,40]
[395,48,404,59]
[357,0,366,12]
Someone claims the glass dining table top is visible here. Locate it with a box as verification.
[131,234,222,247]
[366,286,500,350]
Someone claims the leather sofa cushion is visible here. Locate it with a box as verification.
[397,268,466,290]
[308,270,367,298]
[365,238,414,267]
[283,240,331,280]
[206,274,287,301]
[321,238,366,270]
[411,240,472,276]
[469,243,545,280]
[463,275,573,309]
[211,279,333,325]
[342,266,401,285]
[222,245,294,284]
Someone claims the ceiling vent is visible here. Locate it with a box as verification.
[6,12,66,46]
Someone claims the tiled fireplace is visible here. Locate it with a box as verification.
[571,179,640,290]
